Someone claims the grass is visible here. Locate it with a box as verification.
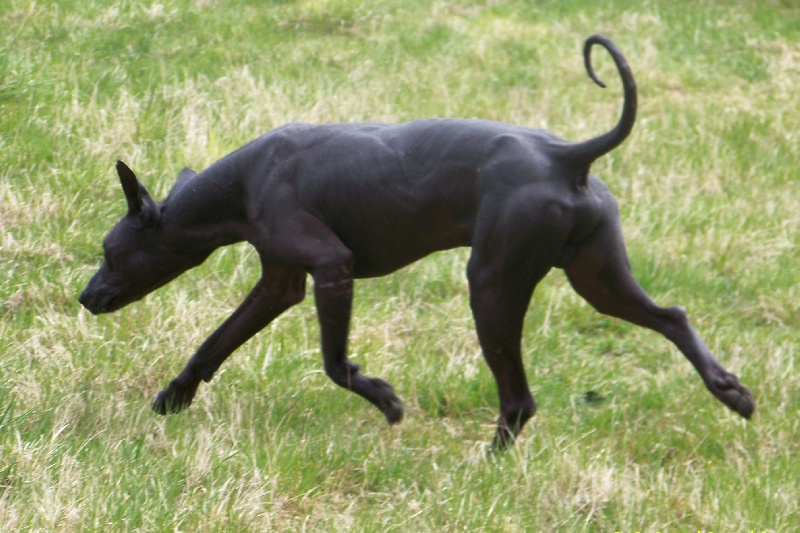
[1,0,799,530]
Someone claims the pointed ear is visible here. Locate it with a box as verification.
[170,167,197,194]
[167,166,197,200]
[116,161,160,226]
[176,166,197,185]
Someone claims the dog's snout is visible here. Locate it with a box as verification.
[78,286,108,315]
[79,288,96,313]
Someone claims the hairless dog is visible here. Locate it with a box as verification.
[79,35,753,449]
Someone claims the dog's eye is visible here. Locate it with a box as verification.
[104,251,116,272]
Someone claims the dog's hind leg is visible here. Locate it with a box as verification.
[468,262,540,450]
[152,264,306,415]
[563,198,755,419]
[467,199,569,450]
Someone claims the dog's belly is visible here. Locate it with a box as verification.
[335,209,472,278]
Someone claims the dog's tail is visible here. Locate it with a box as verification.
[564,34,637,174]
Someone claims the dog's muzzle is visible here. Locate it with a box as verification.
[78,287,114,314]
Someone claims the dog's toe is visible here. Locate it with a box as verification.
[383,397,404,425]
[369,377,404,424]
[151,381,197,415]
[151,393,172,415]
[730,385,755,419]
[712,372,738,390]
[708,371,755,419]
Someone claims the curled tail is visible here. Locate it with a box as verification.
[567,34,637,169]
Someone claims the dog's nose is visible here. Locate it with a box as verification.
[78,289,92,310]
[78,288,102,314]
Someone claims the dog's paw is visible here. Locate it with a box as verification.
[708,371,755,420]
[369,377,404,425]
[382,396,405,425]
[488,425,511,453]
[151,380,198,415]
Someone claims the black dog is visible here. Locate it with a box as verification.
[79,35,754,449]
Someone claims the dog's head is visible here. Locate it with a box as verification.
[79,161,200,314]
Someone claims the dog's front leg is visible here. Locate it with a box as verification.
[313,259,404,425]
[152,265,306,415]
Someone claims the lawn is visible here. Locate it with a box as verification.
[1,0,799,530]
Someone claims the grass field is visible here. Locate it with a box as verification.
[2,0,799,530]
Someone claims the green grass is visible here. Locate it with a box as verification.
[2,0,799,530]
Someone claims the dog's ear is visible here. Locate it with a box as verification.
[166,166,197,200]
[164,167,197,203]
[176,166,197,187]
[116,160,160,226]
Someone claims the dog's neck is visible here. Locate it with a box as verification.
[161,171,253,254]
